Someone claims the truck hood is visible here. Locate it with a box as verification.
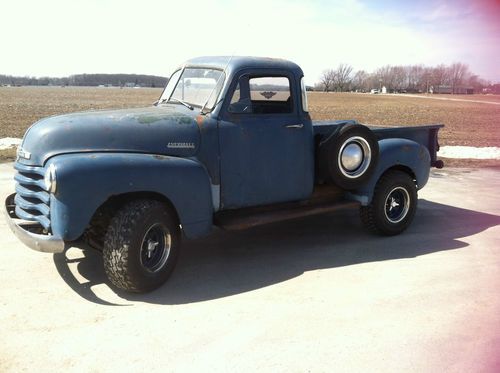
[18,106,201,166]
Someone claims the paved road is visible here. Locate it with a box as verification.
[1,163,499,372]
[387,93,500,106]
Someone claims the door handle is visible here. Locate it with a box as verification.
[285,124,304,129]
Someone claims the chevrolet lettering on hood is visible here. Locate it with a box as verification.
[167,142,196,149]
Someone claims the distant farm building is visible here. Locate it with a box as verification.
[431,85,474,94]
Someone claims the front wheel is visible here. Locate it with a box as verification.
[360,170,417,236]
[103,199,181,293]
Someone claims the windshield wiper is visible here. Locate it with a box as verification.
[161,97,194,110]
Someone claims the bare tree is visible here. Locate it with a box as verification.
[352,70,369,92]
[332,64,353,92]
[448,63,470,93]
[319,69,336,92]
[391,66,407,92]
[420,67,433,93]
[317,61,486,95]
[374,65,390,91]
[430,64,449,88]
[405,65,425,92]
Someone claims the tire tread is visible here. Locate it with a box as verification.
[360,170,417,236]
[103,200,174,292]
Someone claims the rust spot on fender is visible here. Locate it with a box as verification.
[137,115,164,124]
[152,154,168,160]
[196,115,204,129]
[418,146,427,159]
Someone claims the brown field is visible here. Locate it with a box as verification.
[0,86,162,139]
[308,92,500,148]
[1,87,499,165]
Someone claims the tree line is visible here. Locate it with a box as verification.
[317,63,491,93]
[0,73,168,88]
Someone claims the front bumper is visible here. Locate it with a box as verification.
[4,193,65,253]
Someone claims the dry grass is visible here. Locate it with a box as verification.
[1,87,499,166]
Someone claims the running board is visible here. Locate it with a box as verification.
[214,190,359,231]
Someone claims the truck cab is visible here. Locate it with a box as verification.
[4,56,443,292]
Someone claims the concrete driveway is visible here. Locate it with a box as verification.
[1,163,499,372]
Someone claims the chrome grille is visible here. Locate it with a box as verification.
[13,163,51,231]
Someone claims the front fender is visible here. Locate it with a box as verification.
[350,138,430,205]
[46,153,213,241]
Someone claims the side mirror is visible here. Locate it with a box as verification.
[228,98,252,114]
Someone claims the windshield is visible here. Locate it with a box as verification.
[159,67,225,110]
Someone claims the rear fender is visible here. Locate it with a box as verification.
[348,138,430,205]
[47,153,214,241]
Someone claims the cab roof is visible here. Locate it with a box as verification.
[183,56,304,78]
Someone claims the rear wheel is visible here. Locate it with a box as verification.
[360,170,417,236]
[103,199,181,293]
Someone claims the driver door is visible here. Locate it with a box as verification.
[218,70,314,209]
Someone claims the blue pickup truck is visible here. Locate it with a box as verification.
[4,56,443,292]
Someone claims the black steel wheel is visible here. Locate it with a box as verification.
[360,170,417,236]
[103,199,180,293]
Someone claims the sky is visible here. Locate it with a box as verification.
[1,0,499,83]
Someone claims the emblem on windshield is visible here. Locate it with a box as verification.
[260,91,277,99]
[167,142,195,149]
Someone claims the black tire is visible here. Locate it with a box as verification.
[319,124,379,190]
[103,199,181,293]
[360,170,417,236]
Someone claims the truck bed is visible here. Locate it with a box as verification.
[313,120,444,167]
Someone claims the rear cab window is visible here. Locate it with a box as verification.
[228,75,293,114]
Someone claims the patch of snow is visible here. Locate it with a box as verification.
[0,137,21,150]
[438,146,500,160]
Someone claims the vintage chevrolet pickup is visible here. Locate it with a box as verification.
[4,56,443,292]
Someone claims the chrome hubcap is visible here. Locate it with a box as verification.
[338,136,372,178]
[140,223,171,273]
[384,187,410,223]
[341,143,363,171]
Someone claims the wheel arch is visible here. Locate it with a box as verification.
[83,191,182,250]
[47,153,214,242]
[348,138,430,205]
[381,164,417,184]
[93,191,181,226]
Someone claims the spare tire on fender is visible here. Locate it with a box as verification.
[319,124,379,190]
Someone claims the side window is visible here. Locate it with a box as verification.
[228,76,293,114]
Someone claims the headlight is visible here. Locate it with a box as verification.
[44,164,57,193]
